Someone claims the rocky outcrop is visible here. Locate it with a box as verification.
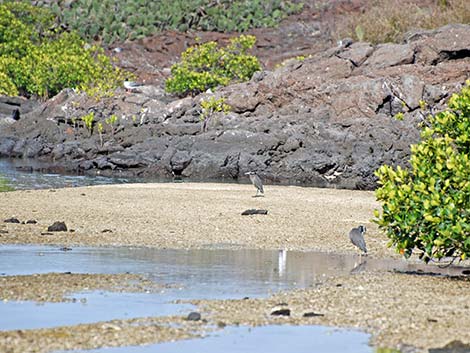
[1,24,469,189]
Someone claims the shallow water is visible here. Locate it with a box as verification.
[64,325,373,353]
[0,244,466,334]
[0,159,134,190]
[1,291,193,331]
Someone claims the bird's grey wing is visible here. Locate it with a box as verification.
[349,230,367,253]
[255,175,264,193]
[357,236,367,253]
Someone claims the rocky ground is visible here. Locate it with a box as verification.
[1,183,470,352]
[1,2,469,190]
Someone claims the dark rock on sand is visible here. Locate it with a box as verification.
[186,312,202,321]
[47,221,68,232]
[241,209,269,215]
[270,308,291,316]
[4,217,20,223]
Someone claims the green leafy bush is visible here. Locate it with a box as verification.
[0,2,127,98]
[165,35,261,96]
[47,0,302,45]
[200,96,231,121]
[374,82,470,262]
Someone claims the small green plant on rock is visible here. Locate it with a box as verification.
[81,112,95,136]
[374,81,470,263]
[105,114,118,135]
[165,35,261,96]
[199,96,231,132]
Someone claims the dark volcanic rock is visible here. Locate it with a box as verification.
[303,311,325,318]
[186,312,201,321]
[241,209,269,215]
[4,217,20,224]
[47,221,68,232]
[1,25,469,190]
[270,308,291,316]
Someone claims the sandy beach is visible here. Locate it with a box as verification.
[0,182,391,256]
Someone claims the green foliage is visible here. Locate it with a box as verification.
[105,114,118,125]
[0,71,18,96]
[105,114,118,135]
[81,111,95,135]
[0,2,127,98]
[0,175,14,192]
[393,112,404,121]
[375,348,402,353]
[200,96,231,121]
[46,0,302,45]
[165,35,261,96]
[374,82,470,262]
[354,25,365,42]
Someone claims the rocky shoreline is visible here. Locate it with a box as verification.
[1,24,469,190]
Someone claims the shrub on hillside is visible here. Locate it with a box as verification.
[0,2,127,98]
[165,35,261,96]
[374,82,470,263]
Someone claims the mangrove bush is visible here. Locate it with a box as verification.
[0,2,127,98]
[374,82,470,262]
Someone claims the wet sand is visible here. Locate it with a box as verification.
[1,183,469,352]
[0,273,165,302]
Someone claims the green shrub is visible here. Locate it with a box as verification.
[165,35,261,96]
[374,82,470,262]
[200,96,231,120]
[0,2,127,98]
[46,0,302,45]
[81,111,95,135]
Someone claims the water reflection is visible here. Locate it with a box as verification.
[0,159,133,190]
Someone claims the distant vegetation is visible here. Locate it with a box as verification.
[46,0,303,45]
[165,35,261,96]
[0,2,127,98]
[374,82,470,263]
[337,0,470,44]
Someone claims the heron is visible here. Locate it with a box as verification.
[349,225,367,254]
[245,171,264,197]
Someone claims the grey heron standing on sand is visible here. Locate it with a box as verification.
[349,225,367,255]
[245,171,264,197]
